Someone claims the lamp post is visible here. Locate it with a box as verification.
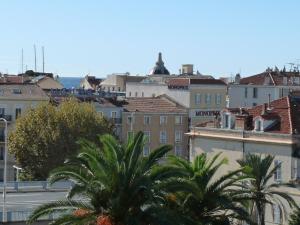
[13,165,22,182]
[0,118,8,222]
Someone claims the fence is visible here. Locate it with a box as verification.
[0,210,64,222]
[0,181,73,192]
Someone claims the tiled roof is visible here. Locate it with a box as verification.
[0,84,49,100]
[167,78,226,87]
[239,71,300,86]
[0,75,25,84]
[123,96,187,113]
[246,96,300,134]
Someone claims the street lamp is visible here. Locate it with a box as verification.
[13,165,22,182]
[0,118,8,223]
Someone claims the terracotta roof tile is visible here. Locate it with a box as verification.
[124,96,187,113]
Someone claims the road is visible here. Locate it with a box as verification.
[0,191,69,212]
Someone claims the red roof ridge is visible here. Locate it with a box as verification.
[287,96,293,134]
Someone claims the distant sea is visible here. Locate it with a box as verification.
[59,77,83,89]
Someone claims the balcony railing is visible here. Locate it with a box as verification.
[0,114,12,121]
[110,118,122,124]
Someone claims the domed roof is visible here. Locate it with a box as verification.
[149,52,170,75]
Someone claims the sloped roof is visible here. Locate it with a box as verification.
[240,71,300,86]
[123,96,187,113]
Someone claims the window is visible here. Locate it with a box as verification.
[15,108,21,119]
[160,116,167,125]
[0,146,4,160]
[175,145,182,156]
[143,146,150,157]
[111,111,117,118]
[215,94,221,105]
[12,89,21,94]
[255,119,263,131]
[175,130,182,143]
[98,111,104,117]
[274,160,282,182]
[253,103,257,106]
[0,169,3,182]
[127,131,134,140]
[160,131,167,144]
[195,94,201,105]
[129,92,132,97]
[175,116,183,125]
[224,114,230,128]
[205,94,211,104]
[135,92,138,97]
[253,87,258,98]
[127,115,133,125]
[144,116,151,125]
[245,87,248,98]
[144,131,150,143]
[0,108,5,116]
[273,204,281,224]
[142,92,144,97]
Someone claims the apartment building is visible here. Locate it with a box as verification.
[100,73,146,93]
[228,68,300,107]
[0,84,49,181]
[188,95,300,225]
[93,98,123,139]
[126,78,227,126]
[122,95,189,158]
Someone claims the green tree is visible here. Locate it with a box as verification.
[28,132,183,225]
[237,154,297,225]
[9,99,113,180]
[165,153,251,225]
[289,208,300,225]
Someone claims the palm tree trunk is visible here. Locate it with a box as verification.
[256,202,265,225]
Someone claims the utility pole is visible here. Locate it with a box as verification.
[34,44,37,71]
[42,46,45,73]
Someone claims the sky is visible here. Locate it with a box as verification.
[1,0,300,78]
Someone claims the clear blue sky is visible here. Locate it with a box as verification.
[1,0,300,77]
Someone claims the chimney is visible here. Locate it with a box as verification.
[261,103,268,115]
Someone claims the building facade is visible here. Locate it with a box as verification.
[188,95,300,225]
[0,84,49,181]
[228,68,300,107]
[122,95,189,158]
[126,78,227,126]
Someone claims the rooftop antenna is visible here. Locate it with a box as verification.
[287,63,295,71]
[42,46,45,73]
[34,44,37,72]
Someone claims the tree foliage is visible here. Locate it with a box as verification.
[28,131,182,225]
[9,98,113,180]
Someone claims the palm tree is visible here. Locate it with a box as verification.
[164,153,251,225]
[289,208,300,225]
[27,132,183,225]
[236,154,297,225]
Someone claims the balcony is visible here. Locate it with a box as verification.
[0,115,12,122]
[110,118,122,124]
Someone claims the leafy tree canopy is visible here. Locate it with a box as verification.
[9,98,113,180]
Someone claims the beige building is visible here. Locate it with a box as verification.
[100,73,146,93]
[122,95,189,158]
[126,78,227,126]
[0,84,49,181]
[80,75,103,90]
[31,75,63,91]
[188,95,300,225]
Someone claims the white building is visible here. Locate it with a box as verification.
[228,68,300,108]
